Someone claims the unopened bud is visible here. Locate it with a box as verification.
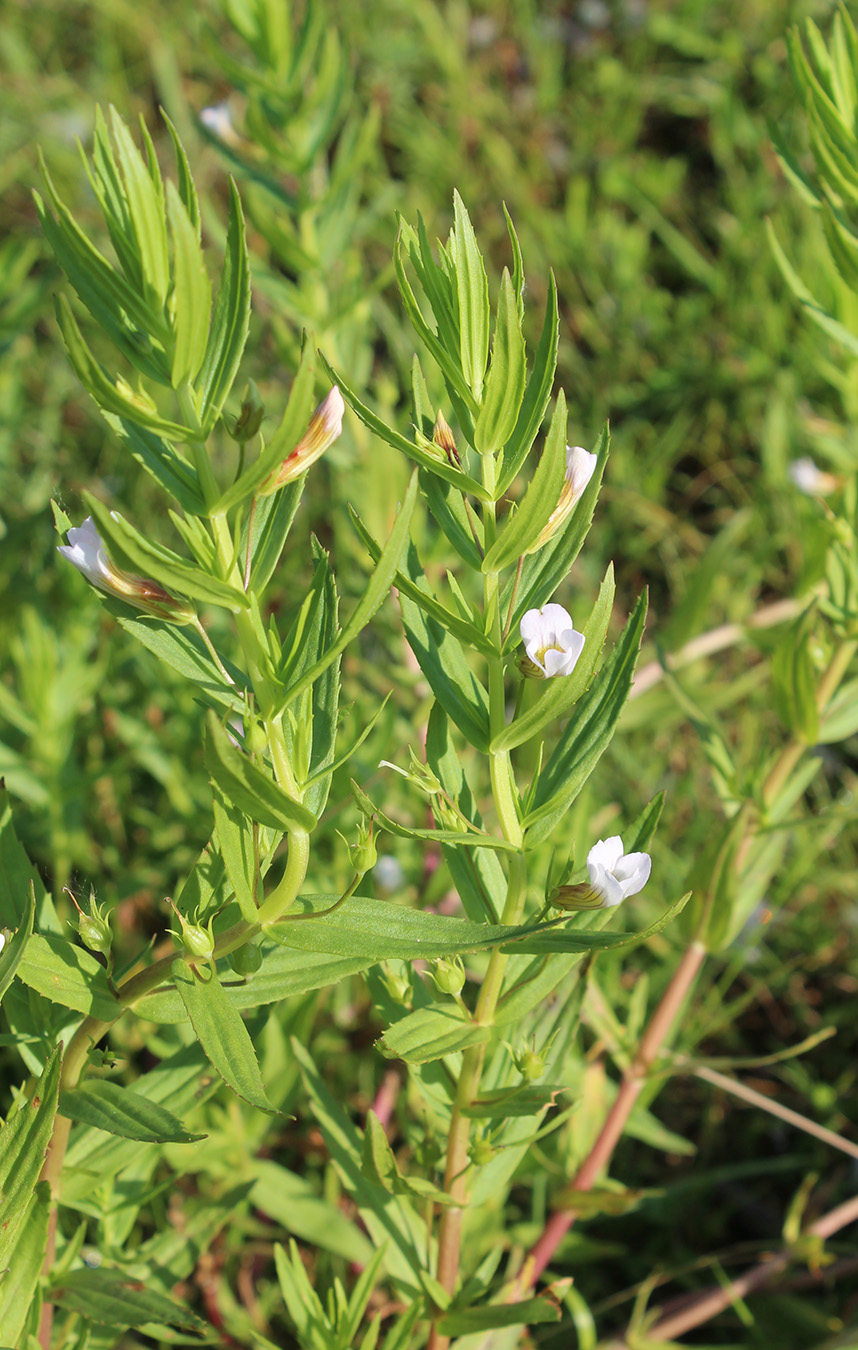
[433,411,460,465]
[66,887,113,957]
[231,380,265,443]
[431,955,466,997]
[549,883,605,911]
[380,965,412,1005]
[346,816,377,875]
[515,1045,547,1081]
[231,942,262,976]
[259,387,346,495]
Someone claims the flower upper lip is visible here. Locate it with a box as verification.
[586,835,652,907]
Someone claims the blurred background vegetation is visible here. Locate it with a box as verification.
[2,0,858,1345]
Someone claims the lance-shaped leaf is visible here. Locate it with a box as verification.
[473,268,526,455]
[205,712,317,833]
[0,1182,50,1346]
[493,563,615,751]
[504,424,610,647]
[350,781,517,852]
[438,1296,562,1336]
[452,191,490,402]
[108,107,170,308]
[117,614,245,711]
[84,494,250,612]
[349,511,492,655]
[210,337,316,513]
[172,959,275,1112]
[394,223,480,417]
[482,392,568,573]
[379,1004,492,1064]
[320,354,488,499]
[51,1266,206,1335]
[166,180,211,388]
[496,272,560,497]
[362,1112,456,1205]
[198,179,252,434]
[101,412,203,515]
[55,297,191,438]
[0,1049,60,1271]
[58,1079,205,1143]
[16,934,121,1020]
[276,471,419,710]
[524,591,647,846]
[399,591,491,751]
[213,788,261,924]
[0,879,34,1009]
[420,470,484,569]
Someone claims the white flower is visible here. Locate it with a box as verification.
[788,457,836,496]
[586,835,651,908]
[58,517,192,622]
[200,103,241,146]
[259,387,346,495]
[0,931,5,955]
[525,444,598,554]
[520,603,585,678]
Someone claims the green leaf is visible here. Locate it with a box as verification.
[198,179,252,433]
[462,1084,565,1118]
[394,222,479,417]
[84,494,250,612]
[205,712,317,833]
[483,391,568,573]
[108,107,170,308]
[361,1113,457,1205]
[172,959,276,1112]
[211,337,316,513]
[161,111,201,236]
[0,879,34,1009]
[15,934,121,1020]
[0,1050,60,1271]
[320,354,488,499]
[101,412,203,514]
[420,470,484,569]
[213,788,261,924]
[0,1183,50,1346]
[524,592,647,845]
[117,614,246,711]
[51,1267,206,1334]
[496,273,560,497]
[292,1039,428,1293]
[379,1004,491,1063]
[277,470,419,710]
[350,789,517,852]
[452,191,490,401]
[399,591,491,751]
[166,180,211,387]
[58,1080,205,1143]
[55,297,189,438]
[438,1296,562,1336]
[503,203,525,322]
[473,269,526,455]
[257,1169,374,1265]
[493,563,615,751]
[510,893,691,954]
[506,425,609,642]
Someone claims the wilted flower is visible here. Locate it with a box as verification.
[520,603,585,678]
[586,836,651,907]
[58,517,193,623]
[525,443,598,555]
[433,410,460,465]
[259,387,346,495]
[788,457,836,496]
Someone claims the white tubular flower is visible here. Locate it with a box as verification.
[259,386,346,495]
[788,457,836,496]
[200,103,241,146]
[525,443,598,555]
[586,836,651,908]
[58,517,193,623]
[0,931,6,955]
[520,603,585,678]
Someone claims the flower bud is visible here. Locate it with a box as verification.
[66,887,113,957]
[231,380,265,443]
[433,411,460,465]
[231,942,263,976]
[258,387,346,495]
[58,517,194,624]
[431,955,466,997]
[380,964,412,1005]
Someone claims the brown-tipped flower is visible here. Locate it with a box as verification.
[525,443,598,556]
[58,517,194,624]
[259,386,346,495]
[433,410,460,465]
